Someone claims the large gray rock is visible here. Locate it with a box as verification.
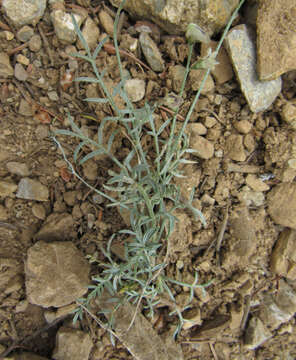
[110,0,240,36]
[25,241,90,307]
[225,25,282,113]
[2,0,46,27]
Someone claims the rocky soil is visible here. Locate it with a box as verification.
[0,0,296,359]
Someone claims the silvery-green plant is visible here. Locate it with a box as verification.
[52,0,245,338]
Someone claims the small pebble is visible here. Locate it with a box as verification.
[139,32,164,72]
[29,34,42,52]
[14,63,28,81]
[17,25,34,42]
[48,91,59,101]
[0,181,17,197]
[32,203,46,220]
[6,162,30,177]
[16,54,30,66]
[124,79,146,102]
[4,31,14,41]
[0,52,13,77]
[234,119,252,134]
[98,10,114,36]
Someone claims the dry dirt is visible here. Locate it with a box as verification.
[0,1,296,359]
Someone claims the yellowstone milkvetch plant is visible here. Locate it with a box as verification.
[52,0,245,338]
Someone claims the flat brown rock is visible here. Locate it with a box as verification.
[257,0,296,80]
[267,183,296,229]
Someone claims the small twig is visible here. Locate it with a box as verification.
[7,42,29,56]
[158,105,185,121]
[103,43,152,72]
[209,342,219,360]
[225,162,260,174]
[216,202,229,265]
[38,24,54,66]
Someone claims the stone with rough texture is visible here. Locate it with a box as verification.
[0,180,17,197]
[78,17,100,50]
[238,186,265,207]
[6,162,30,177]
[124,79,146,102]
[16,25,34,42]
[201,41,234,84]
[188,129,214,160]
[52,327,93,360]
[0,52,14,78]
[267,183,296,229]
[225,134,246,162]
[246,174,269,192]
[189,69,214,94]
[2,0,46,27]
[110,0,239,36]
[25,241,90,307]
[169,65,186,93]
[258,280,296,330]
[98,10,114,36]
[244,316,272,350]
[35,212,75,241]
[225,25,281,113]
[139,32,164,72]
[16,178,48,201]
[51,10,84,44]
[257,0,296,80]
[271,229,296,280]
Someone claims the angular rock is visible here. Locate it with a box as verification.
[257,0,296,80]
[225,25,281,113]
[225,134,246,162]
[223,207,257,268]
[281,102,296,125]
[139,32,164,72]
[258,280,296,330]
[244,316,272,350]
[267,183,296,229]
[169,65,186,93]
[188,127,214,159]
[2,0,46,26]
[51,10,83,44]
[16,178,48,201]
[78,17,100,50]
[98,10,114,36]
[238,186,265,207]
[189,69,214,94]
[0,52,14,78]
[110,0,240,36]
[32,203,46,220]
[233,120,252,134]
[271,229,296,280]
[245,174,269,192]
[35,212,75,241]
[25,241,90,307]
[124,79,146,102]
[201,41,234,84]
[0,180,17,197]
[52,327,93,360]
[96,293,183,360]
[6,162,30,177]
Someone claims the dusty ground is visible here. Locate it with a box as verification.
[1,1,296,359]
